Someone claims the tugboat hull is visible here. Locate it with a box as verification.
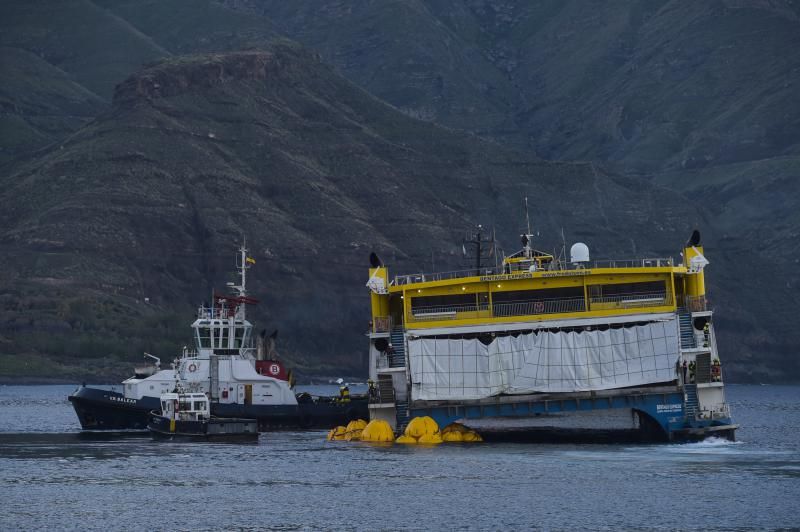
[68,386,158,430]
[70,386,369,431]
[148,414,259,442]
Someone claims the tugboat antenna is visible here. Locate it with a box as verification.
[237,242,248,298]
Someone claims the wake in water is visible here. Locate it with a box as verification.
[655,436,752,459]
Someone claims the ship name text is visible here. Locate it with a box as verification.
[480,269,593,282]
[109,396,137,404]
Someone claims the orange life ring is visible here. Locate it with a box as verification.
[188,363,197,373]
[534,302,544,313]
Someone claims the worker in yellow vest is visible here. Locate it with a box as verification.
[339,385,351,403]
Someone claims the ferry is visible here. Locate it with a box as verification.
[69,244,368,431]
[365,225,737,442]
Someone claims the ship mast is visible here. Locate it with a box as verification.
[230,242,251,319]
[522,196,533,259]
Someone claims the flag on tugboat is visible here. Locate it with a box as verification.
[246,257,256,264]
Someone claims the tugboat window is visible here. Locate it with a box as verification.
[219,326,230,349]
[197,327,212,348]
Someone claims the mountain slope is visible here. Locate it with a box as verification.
[0,46,701,380]
[224,0,800,381]
[0,0,280,163]
[0,47,106,166]
[247,0,800,172]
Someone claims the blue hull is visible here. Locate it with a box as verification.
[410,385,737,443]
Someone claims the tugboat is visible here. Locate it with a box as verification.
[365,217,737,442]
[69,244,368,431]
[148,390,258,442]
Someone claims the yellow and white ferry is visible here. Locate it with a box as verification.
[365,228,736,442]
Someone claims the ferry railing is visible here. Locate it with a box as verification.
[493,297,586,317]
[394,268,500,286]
[695,403,730,421]
[410,303,490,321]
[685,295,707,312]
[371,316,393,333]
[591,258,673,269]
[590,291,672,309]
[406,292,672,323]
[393,257,675,286]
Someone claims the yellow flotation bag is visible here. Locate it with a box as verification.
[344,419,368,441]
[418,432,443,444]
[405,416,439,438]
[442,422,468,434]
[326,425,348,441]
[346,419,368,432]
[442,430,464,442]
[360,419,395,442]
[462,431,483,442]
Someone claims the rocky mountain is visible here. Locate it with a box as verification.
[229,0,800,380]
[242,1,800,169]
[0,0,280,166]
[0,45,701,381]
[1,1,797,381]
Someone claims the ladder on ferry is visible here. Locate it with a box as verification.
[389,328,406,368]
[395,399,410,434]
[678,308,696,349]
[683,383,699,419]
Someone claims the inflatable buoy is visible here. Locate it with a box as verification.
[360,419,394,442]
[462,431,483,442]
[442,430,464,442]
[326,426,348,441]
[442,422,468,434]
[440,423,482,443]
[418,433,443,444]
[405,416,439,438]
[344,419,368,441]
[346,419,368,432]
[346,429,363,442]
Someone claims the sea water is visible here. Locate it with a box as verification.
[0,384,798,530]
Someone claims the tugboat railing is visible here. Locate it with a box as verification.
[196,306,238,319]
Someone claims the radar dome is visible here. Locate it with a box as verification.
[570,243,590,264]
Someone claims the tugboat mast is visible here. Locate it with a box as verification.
[216,242,254,320]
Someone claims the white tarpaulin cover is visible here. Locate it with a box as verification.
[408,319,679,400]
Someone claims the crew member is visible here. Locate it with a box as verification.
[703,323,710,347]
[339,385,351,403]
[385,343,395,365]
[368,379,378,401]
[682,360,688,384]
